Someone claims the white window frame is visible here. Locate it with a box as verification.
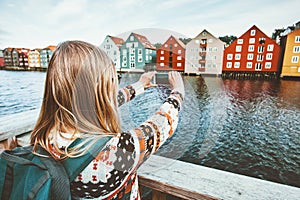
[174,43,178,47]
[293,46,300,53]
[265,62,272,69]
[292,56,299,63]
[246,62,252,68]
[249,38,255,44]
[178,50,181,54]
[267,44,274,51]
[236,46,242,52]
[250,30,256,36]
[237,39,243,44]
[161,50,164,54]
[160,56,164,60]
[248,45,254,52]
[234,62,240,68]
[255,63,262,70]
[177,56,182,60]
[160,63,164,67]
[257,55,263,61]
[295,36,300,43]
[177,63,182,67]
[266,53,273,60]
[247,53,253,60]
[226,62,232,68]
[235,54,241,60]
[258,46,264,53]
[227,54,233,60]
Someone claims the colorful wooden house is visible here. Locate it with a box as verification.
[185,29,225,75]
[222,25,281,77]
[3,48,13,67]
[0,50,5,67]
[18,48,30,68]
[28,49,41,68]
[100,35,124,71]
[280,28,300,77]
[156,35,185,71]
[40,45,56,68]
[120,33,156,71]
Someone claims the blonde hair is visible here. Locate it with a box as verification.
[30,40,121,159]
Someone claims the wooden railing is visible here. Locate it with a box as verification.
[1,110,300,199]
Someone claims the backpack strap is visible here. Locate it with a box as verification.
[62,136,112,181]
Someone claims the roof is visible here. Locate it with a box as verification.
[172,35,186,48]
[45,45,56,51]
[108,35,124,48]
[132,33,156,50]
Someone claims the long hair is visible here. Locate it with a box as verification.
[30,40,121,159]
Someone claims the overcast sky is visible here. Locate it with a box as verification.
[0,0,299,49]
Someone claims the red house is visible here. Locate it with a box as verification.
[156,35,185,71]
[222,25,281,76]
[0,50,4,67]
[17,48,30,68]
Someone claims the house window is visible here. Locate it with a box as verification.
[177,63,182,67]
[214,47,218,52]
[259,37,266,44]
[208,47,213,52]
[246,62,252,68]
[226,62,232,68]
[178,50,182,54]
[164,44,168,47]
[195,40,200,44]
[130,48,135,54]
[258,46,264,53]
[247,53,253,60]
[295,36,300,43]
[208,39,213,43]
[123,56,127,62]
[161,50,164,54]
[234,62,240,68]
[138,49,142,55]
[292,56,299,63]
[236,46,242,52]
[174,44,178,47]
[202,31,207,36]
[255,63,262,70]
[130,56,134,61]
[160,56,164,60]
[266,53,272,60]
[257,55,264,61]
[227,54,233,60]
[177,56,182,60]
[138,56,142,62]
[235,54,241,60]
[130,36,134,41]
[130,63,135,68]
[160,63,164,67]
[267,44,274,51]
[237,39,243,44]
[298,67,300,72]
[250,29,256,36]
[248,45,254,52]
[265,62,272,69]
[249,38,255,44]
[293,46,300,53]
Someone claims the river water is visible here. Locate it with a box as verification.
[0,70,299,188]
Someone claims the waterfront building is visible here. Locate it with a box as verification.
[222,25,281,76]
[185,29,225,75]
[100,35,124,71]
[3,48,13,67]
[0,50,4,67]
[17,48,30,68]
[28,49,41,68]
[120,33,156,71]
[156,35,185,72]
[12,48,19,67]
[40,46,56,68]
[280,28,300,77]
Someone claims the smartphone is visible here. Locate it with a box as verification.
[154,72,169,85]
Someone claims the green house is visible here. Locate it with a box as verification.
[120,33,156,71]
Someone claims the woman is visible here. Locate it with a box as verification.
[30,40,185,199]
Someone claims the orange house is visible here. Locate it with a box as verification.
[156,35,185,71]
[222,25,281,75]
[280,28,300,77]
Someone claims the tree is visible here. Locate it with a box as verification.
[219,35,237,45]
[179,38,192,45]
[153,43,162,48]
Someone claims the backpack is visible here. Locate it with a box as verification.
[0,136,111,200]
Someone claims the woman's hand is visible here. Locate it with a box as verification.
[138,71,157,89]
[168,71,185,99]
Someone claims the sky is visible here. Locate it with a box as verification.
[0,0,299,49]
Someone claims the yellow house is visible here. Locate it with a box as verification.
[28,49,41,68]
[281,28,300,77]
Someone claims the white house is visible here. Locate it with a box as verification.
[100,35,124,71]
[185,29,225,75]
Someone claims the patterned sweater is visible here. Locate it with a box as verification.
[58,82,183,199]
